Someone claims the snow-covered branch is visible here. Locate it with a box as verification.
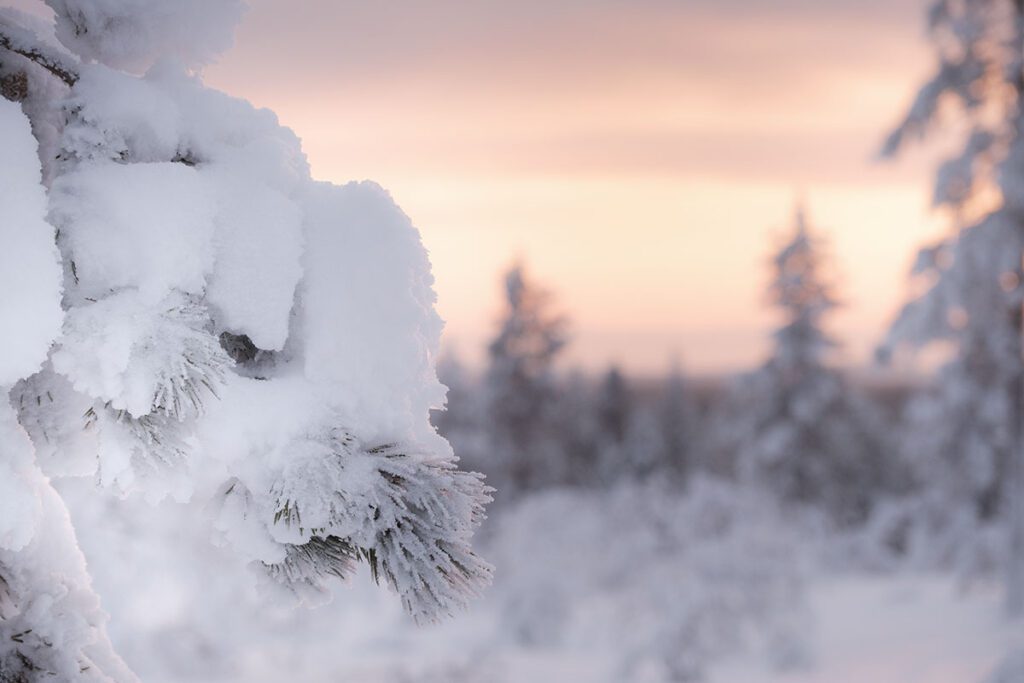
[0,19,78,87]
[225,432,494,624]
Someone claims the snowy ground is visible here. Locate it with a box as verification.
[711,575,1024,683]
[305,573,1024,683]
[170,572,1022,683]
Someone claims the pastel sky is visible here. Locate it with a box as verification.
[17,0,951,374]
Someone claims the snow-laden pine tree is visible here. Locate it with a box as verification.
[483,263,567,497]
[0,2,491,678]
[880,0,1024,612]
[727,209,886,527]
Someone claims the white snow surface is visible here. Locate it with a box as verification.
[51,161,218,300]
[710,575,1024,683]
[205,168,303,351]
[0,99,62,387]
[300,180,447,443]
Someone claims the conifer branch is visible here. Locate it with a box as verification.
[256,432,494,623]
[0,22,78,87]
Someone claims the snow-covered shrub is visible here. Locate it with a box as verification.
[822,493,1007,580]
[486,477,809,681]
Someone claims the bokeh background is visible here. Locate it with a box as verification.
[10,1,1024,681]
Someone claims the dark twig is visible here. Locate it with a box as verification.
[0,22,78,87]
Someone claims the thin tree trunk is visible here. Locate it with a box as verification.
[1009,282,1024,616]
[1009,0,1024,618]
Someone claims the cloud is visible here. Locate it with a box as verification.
[212,0,929,94]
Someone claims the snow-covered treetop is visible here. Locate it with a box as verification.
[488,263,568,382]
[767,207,839,372]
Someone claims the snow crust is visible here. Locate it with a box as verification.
[0,99,62,386]
[52,161,217,299]
[300,180,447,441]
